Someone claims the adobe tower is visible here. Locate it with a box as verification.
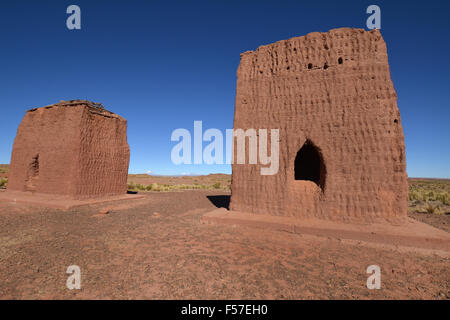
[7,100,130,199]
[230,28,408,223]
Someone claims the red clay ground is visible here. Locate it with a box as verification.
[0,189,448,299]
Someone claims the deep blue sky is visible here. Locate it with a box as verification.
[0,0,449,177]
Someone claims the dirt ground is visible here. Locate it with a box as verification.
[408,212,449,233]
[0,189,448,300]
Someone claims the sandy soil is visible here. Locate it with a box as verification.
[408,212,449,233]
[0,190,448,300]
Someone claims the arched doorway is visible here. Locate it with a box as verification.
[294,140,326,191]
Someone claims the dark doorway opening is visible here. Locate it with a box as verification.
[25,154,39,191]
[294,140,326,191]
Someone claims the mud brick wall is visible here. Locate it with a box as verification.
[230,28,408,223]
[8,101,130,199]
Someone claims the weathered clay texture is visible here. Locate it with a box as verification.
[230,28,408,223]
[8,100,130,199]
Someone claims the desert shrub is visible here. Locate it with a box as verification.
[409,190,420,201]
[424,202,440,214]
[147,183,159,191]
[127,181,136,190]
[212,182,221,189]
[0,178,7,188]
[150,184,170,192]
[436,193,449,206]
[135,184,146,191]
[408,179,450,207]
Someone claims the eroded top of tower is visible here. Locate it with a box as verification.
[26,100,124,120]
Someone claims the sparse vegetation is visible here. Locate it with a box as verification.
[0,178,8,188]
[424,202,441,214]
[408,179,449,215]
[127,180,229,192]
[127,173,231,193]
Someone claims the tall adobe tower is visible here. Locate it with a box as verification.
[230,28,408,223]
[8,100,130,199]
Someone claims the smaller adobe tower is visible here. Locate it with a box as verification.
[7,100,130,199]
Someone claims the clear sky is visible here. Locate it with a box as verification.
[0,0,449,177]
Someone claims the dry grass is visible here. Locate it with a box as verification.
[423,202,440,214]
[127,173,231,192]
[127,181,230,192]
[408,179,450,215]
[0,178,7,188]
